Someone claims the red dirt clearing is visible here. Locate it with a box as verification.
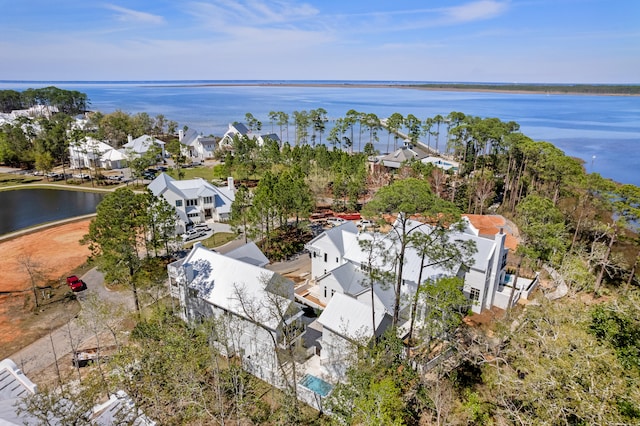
[0,220,92,293]
[0,220,91,356]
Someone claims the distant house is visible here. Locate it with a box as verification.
[219,122,281,149]
[122,134,166,159]
[177,128,218,161]
[219,123,250,148]
[256,133,281,146]
[377,145,426,169]
[167,242,303,387]
[69,137,127,170]
[148,173,235,232]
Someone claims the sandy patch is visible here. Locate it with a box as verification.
[0,220,92,292]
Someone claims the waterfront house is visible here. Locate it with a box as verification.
[148,173,235,233]
[219,122,281,149]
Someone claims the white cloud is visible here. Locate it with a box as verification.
[104,4,166,25]
[440,0,509,24]
[187,0,319,29]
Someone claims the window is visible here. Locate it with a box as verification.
[175,200,183,207]
[470,288,481,304]
[324,287,327,298]
[313,252,317,258]
[336,257,339,263]
[331,289,335,297]
[203,196,212,204]
[324,253,327,262]
[186,199,198,207]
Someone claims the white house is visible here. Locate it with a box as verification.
[148,173,235,232]
[0,358,37,425]
[69,137,127,170]
[122,134,166,159]
[305,215,512,319]
[177,128,218,161]
[317,293,392,380]
[0,358,154,425]
[219,122,250,148]
[167,242,302,388]
[219,122,281,149]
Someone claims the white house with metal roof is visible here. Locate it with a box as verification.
[317,293,392,379]
[0,358,154,425]
[167,242,302,388]
[148,172,235,233]
[177,128,219,161]
[305,216,511,318]
[69,136,127,170]
[122,134,166,159]
[219,122,281,149]
[0,358,37,425]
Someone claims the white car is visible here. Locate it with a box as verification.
[326,217,347,227]
[357,219,374,229]
[181,229,206,241]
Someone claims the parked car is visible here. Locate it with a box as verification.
[326,217,347,227]
[192,223,210,232]
[66,275,86,292]
[181,229,207,241]
[357,219,374,229]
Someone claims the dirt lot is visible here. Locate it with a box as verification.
[0,219,92,359]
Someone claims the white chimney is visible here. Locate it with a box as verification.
[227,176,235,191]
[127,134,133,144]
[179,129,184,141]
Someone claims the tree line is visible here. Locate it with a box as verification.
[0,86,88,114]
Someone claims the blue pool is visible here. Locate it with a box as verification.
[299,374,333,397]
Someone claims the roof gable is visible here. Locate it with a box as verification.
[318,293,390,341]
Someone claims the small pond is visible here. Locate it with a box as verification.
[0,188,105,235]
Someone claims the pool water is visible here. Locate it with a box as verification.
[299,374,333,397]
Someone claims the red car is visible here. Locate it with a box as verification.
[66,275,86,292]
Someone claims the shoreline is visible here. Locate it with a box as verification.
[149,82,640,97]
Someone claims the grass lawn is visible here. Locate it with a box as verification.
[166,166,216,181]
[0,172,43,187]
[183,232,237,250]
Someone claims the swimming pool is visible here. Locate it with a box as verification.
[299,374,333,397]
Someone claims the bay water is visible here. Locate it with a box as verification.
[1,81,639,186]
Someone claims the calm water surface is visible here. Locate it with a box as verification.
[1,81,639,185]
[0,189,105,235]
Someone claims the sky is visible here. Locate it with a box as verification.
[1,0,638,83]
